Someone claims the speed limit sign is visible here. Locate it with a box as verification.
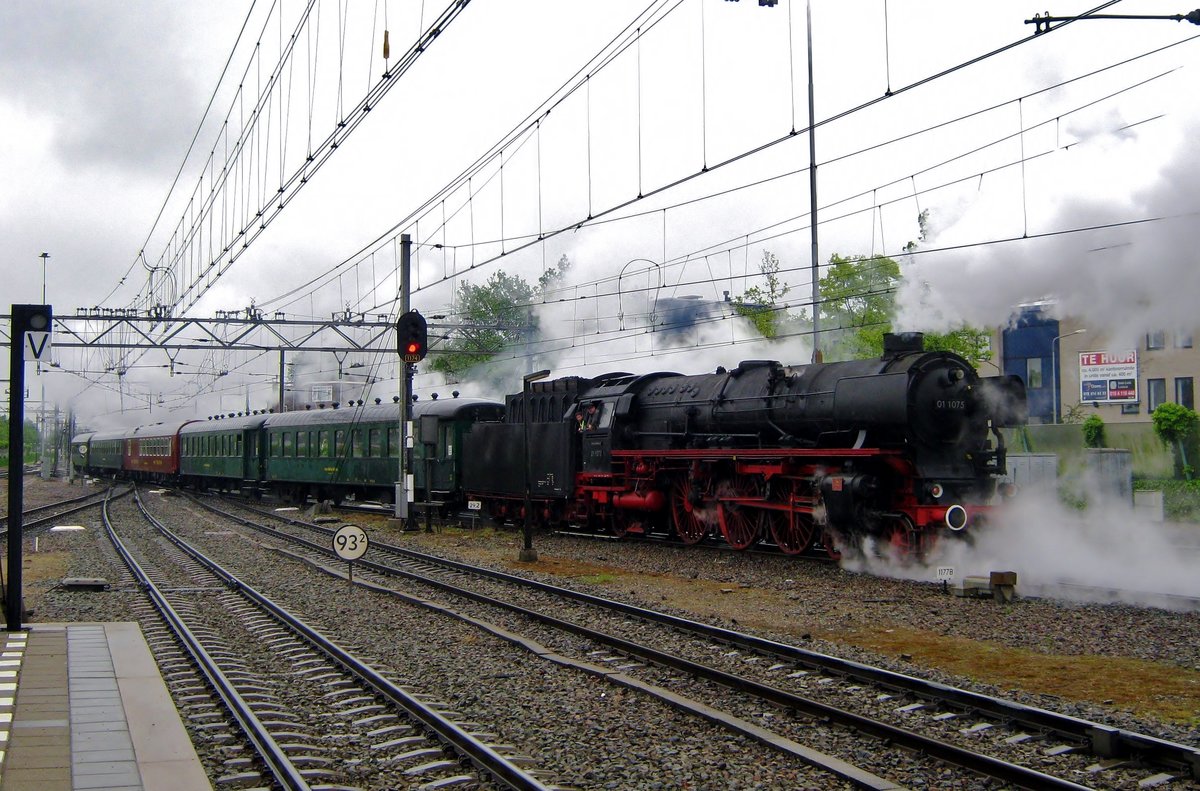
[332,524,369,560]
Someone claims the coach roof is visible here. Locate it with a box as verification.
[261,397,503,428]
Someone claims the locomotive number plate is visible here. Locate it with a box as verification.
[467,500,482,511]
[936,566,956,582]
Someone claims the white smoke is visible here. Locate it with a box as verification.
[894,89,1200,345]
[846,478,1200,611]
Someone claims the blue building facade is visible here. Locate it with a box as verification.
[1001,305,1058,424]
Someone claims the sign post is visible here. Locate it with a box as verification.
[7,304,52,631]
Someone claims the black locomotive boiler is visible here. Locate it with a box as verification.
[462,332,1027,556]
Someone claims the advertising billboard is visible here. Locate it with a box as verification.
[1078,350,1138,403]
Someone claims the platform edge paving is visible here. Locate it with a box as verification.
[0,623,209,791]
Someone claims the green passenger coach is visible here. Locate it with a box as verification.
[179,414,270,492]
[261,397,503,507]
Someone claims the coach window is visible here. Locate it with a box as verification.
[335,430,347,457]
[297,432,309,458]
[282,432,294,457]
[353,429,366,458]
[387,427,399,457]
[441,425,454,458]
[318,430,330,457]
[236,435,243,456]
[270,433,281,457]
[1147,378,1167,413]
[369,429,382,457]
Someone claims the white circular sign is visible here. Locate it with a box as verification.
[332,524,369,560]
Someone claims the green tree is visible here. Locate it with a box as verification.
[732,251,792,338]
[0,417,41,467]
[1151,402,1200,480]
[817,251,992,366]
[429,256,573,380]
[922,326,994,367]
[818,253,899,360]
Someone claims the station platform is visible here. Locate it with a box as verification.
[0,623,208,791]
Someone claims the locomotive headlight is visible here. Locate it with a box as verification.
[928,482,944,500]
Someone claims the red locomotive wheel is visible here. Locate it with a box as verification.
[716,479,764,550]
[882,516,921,558]
[670,479,712,544]
[768,510,815,555]
[817,529,844,561]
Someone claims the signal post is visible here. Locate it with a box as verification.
[7,304,53,631]
[394,306,427,526]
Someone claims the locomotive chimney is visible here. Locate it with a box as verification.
[882,332,924,357]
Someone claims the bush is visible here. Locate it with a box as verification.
[1151,403,1200,480]
[1134,478,1200,521]
[1082,415,1106,448]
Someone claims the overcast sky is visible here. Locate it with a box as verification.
[3,1,1198,424]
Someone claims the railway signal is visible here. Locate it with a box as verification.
[8,303,53,632]
[397,309,428,362]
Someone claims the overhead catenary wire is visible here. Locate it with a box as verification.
[261,0,1175,323]
[72,0,1195,422]
[322,56,1183,329]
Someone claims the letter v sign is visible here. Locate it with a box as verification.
[25,331,51,361]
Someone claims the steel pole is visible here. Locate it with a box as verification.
[395,234,411,522]
[6,311,27,629]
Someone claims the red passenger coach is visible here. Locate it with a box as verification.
[123,420,198,480]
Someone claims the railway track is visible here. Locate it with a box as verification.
[104,488,560,790]
[329,500,845,560]
[180,491,1200,789]
[0,485,119,536]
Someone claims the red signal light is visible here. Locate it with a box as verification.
[397,310,428,362]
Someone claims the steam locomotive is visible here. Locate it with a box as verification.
[72,332,1026,557]
[465,332,1026,556]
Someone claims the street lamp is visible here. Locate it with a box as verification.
[519,368,551,562]
[1052,328,1087,424]
[38,252,49,304]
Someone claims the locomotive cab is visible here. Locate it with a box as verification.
[575,399,617,473]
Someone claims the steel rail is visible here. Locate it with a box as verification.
[106,490,312,790]
[197,495,1106,790]
[0,487,124,537]
[378,528,1200,777]
[141,491,552,791]
[226,494,1200,782]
